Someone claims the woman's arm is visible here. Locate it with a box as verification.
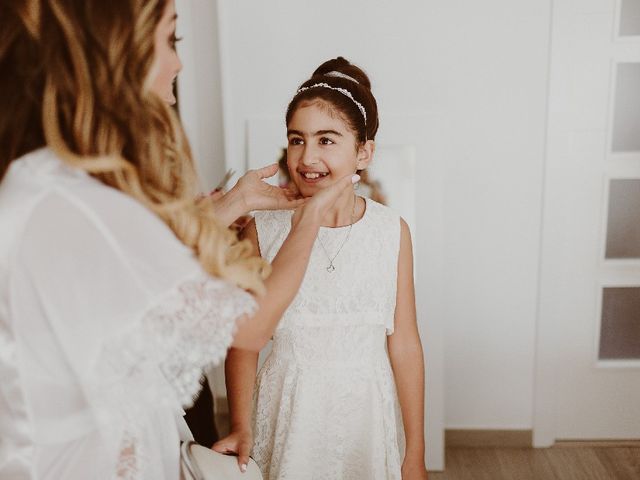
[212,346,259,472]
[230,173,358,351]
[387,219,429,479]
[211,220,264,471]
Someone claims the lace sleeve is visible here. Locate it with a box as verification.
[152,273,257,407]
[99,272,257,410]
[93,273,257,479]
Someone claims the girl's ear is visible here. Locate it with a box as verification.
[356,140,375,171]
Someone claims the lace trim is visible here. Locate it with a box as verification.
[155,276,257,407]
[94,272,256,479]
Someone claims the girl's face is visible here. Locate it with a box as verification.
[287,100,371,198]
[150,0,182,105]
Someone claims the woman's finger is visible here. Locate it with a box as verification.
[253,163,279,180]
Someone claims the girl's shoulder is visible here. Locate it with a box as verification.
[362,197,400,228]
[359,198,402,257]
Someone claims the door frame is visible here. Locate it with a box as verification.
[533,0,640,447]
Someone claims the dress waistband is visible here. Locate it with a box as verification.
[270,325,388,367]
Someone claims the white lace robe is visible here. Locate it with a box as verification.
[0,148,255,480]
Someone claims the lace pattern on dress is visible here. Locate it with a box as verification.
[256,201,401,335]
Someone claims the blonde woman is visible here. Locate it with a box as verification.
[0,1,358,479]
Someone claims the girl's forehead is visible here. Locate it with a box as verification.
[290,100,351,129]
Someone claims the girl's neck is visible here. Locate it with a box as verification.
[321,189,361,228]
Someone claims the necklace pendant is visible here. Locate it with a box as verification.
[326,264,336,273]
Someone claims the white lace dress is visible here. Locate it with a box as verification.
[0,148,256,480]
[252,198,404,480]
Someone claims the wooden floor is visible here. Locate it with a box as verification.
[216,411,639,479]
[429,446,640,480]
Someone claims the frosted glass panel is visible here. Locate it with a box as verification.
[605,179,640,258]
[611,63,640,152]
[620,0,640,36]
[599,287,640,360]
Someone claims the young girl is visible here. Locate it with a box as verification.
[214,57,428,480]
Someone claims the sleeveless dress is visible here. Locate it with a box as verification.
[252,197,404,480]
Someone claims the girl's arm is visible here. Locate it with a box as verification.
[387,219,429,479]
[213,346,259,472]
[212,220,262,471]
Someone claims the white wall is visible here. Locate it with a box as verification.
[175,0,226,189]
[437,4,552,429]
[213,0,551,432]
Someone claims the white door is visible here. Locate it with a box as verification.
[534,0,640,446]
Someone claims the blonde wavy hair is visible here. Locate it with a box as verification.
[1,0,268,294]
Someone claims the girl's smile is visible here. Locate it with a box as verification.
[298,170,329,183]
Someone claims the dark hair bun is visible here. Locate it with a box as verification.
[287,56,379,142]
[312,56,372,90]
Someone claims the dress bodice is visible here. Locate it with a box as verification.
[254,198,401,336]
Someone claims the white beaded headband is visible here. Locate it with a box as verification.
[325,70,360,84]
[296,82,367,125]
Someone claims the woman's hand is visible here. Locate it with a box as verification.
[203,164,304,227]
[401,458,429,479]
[231,163,304,212]
[212,429,253,473]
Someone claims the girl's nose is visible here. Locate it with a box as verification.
[301,145,319,166]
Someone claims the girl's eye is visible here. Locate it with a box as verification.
[319,137,334,145]
[289,137,304,146]
[170,34,183,50]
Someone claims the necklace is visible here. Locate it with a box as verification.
[317,195,357,273]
